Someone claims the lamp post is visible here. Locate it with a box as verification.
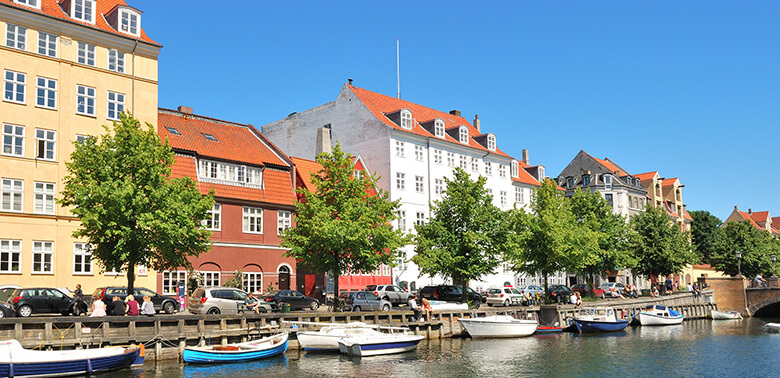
[772,255,776,277]
[735,250,742,277]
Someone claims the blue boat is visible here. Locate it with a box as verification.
[182,333,288,364]
[0,339,140,377]
[571,307,631,333]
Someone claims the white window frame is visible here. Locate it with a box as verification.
[487,134,496,151]
[459,155,467,169]
[415,175,424,193]
[414,145,424,161]
[515,187,523,204]
[34,181,55,214]
[396,172,405,190]
[76,85,96,117]
[485,161,493,176]
[1,178,23,212]
[35,128,56,160]
[499,164,507,178]
[203,203,221,231]
[0,239,22,273]
[118,8,141,37]
[72,0,96,24]
[397,210,406,231]
[604,175,612,190]
[434,178,443,196]
[36,77,57,110]
[400,110,412,130]
[162,271,187,295]
[201,271,221,287]
[242,207,263,234]
[415,212,425,225]
[5,24,26,50]
[73,243,92,275]
[37,31,57,57]
[433,149,442,164]
[243,272,263,294]
[511,161,519,178]
[77,42,95,66]
[434,119,445,138]
[107,91,125,120]
[2,124,25,157]
[197,160,262,188]
[447,152,455,167]
[4,70,26,104]
[500,190,507,206]
[277,210,291,233]
[108,49,125,73]
[14,0,39,8]
[459,126,469,144]
[395,140,405,157]
[471,157,478,172]
[32,241,53,274]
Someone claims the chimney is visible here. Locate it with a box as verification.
[473,114,481,133]
[316,125,332,156]
[748,209,752,214]
[348,78,353,86]
[449,109,461,117]
[177,106,193,114]
[734,205,738,210]
[522,149,529,165]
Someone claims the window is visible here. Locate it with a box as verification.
[243,207,263,234]
[36,77,57,109]
[415,176,424,193]
[202,133,217,142]
[499,164,507,178]
[6,24,26,50]
[165,127,180,135]
[397,210,406,231]
[395,141,405,157]
[604,193,614,207]
[4,70,26,104]
[400,110,412,129]
[414,145,424,161]
[278,210,291,233]
[488,189,493,197]
[73,243,92,275]
[118,8,140,36]
[511,161,519,177]
[500,191,507,206]
[487,134,496,151]
[72,0,95,23]
[203,203,221,230]
[243,272,263,294]
[0,239,21,273]
[434,178,443,195]
[162,271,187,295]
[416,212,425,225]
[538,167,545,179]
[396,172,405,190]
[35,128,56,160]
[433,149,442,164]
[459,126,469,144]
[471,157,478,172]
[515,187,523,204]
[604,175,612,190]
[582,175,590,186]
[37,32,57,57]
[14,0,39,7]
[434,119,445,138]
[108,49,125,73]
[2,124,24,157]
[202,271,220,287]
[382,264,392,276]
[34,182,55,214]
[485,161,493,175]
[76,135,92,144]
[73,85,97,117]
[77,42,95,66]
[32,241,53,273]
[447,152,455,167]
[107,91,125,120]
[1,179,23,212]
[459,155,467,169]
[198,160,262,187]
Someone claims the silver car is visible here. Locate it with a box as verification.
[346,291,392,312]
[189,287,272,315]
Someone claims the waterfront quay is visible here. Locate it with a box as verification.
[0,291,715,361]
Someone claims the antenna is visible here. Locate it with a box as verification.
[396,38,401,99]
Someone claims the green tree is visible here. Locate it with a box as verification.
[281,143,407,299]
[709,220,776,278]
[507,179,598,292]
[569,188,635,293]
[59,112,214,295]
[630,205,696,284]
[412,168,511,304]
[688,210,722,263]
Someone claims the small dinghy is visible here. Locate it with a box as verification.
[0,339,140,377]
[458,315,538,338]
[710,310,742,320]
[182,333,288,364]
[571,307,630,333]
[763,323,780,333]
[337,332,424,357]
[636,305,684,326]
[290,321,408,352]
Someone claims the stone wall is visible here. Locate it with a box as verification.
[704,276,747,314]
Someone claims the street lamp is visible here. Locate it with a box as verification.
[771,255,776,277]
[735,250,742,277]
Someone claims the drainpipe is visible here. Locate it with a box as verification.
[131,39,138,114]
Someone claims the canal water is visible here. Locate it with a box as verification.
[114,317,780,377]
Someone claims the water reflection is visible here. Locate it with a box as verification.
[181,355,288,378]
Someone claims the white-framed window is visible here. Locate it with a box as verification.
[4,70,26,104]
[471,157,479,172]
[76,85,95,116]
[242,207,263,234]
[447,152,455,167]
[76,135,92,144]
[2,124,25,157]
[108,49,125,73]
[32,241,53,274]
[459,155,467,169]
[538,167,545,180]
[485,161,493,175]
[515,187,523,204]
[414,145,424,161]
[198,160,262,188]
[395,141,405,157]
[118,8,141,36]
[397,210,406,231]
[433,149,442,164]
[72,0,96,23]
[382,264,392,276]
[511,161,519,177]
[201,271,220,287]
[73,243,92,275]
[415,212,425,225]
[37,31,57,57]
[396,172,405,190]
[500,191,507,206]
[77,42,95,66]
[1,179,23,212]
[36,77,57,109]
[5,24,26,50]
[434,178,444,196]
[14,0,39,8]
[499,164,507,178]
[459,126,469,144]
[203,203,221,231]
[35,128,56,160]
[34,182,55,214]
[107,91,125,120]
[415,175,424,193]
[434,119,445,138]
[162,270,187,295]
[277,210,291,233]
[400,110,412,130]
[243,272,263,294]
[604,175,612,190]
[398,250,407,270]
[0,239,22,273]
[487,134,496,151]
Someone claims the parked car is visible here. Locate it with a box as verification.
[341,291,392,312]
[8,288,87,317]
[0,285,21,303]
[0,301,16,318]
[599,282,627,298]
[546,285,573,303]
[262,290,319,311]
[364,284,411,306]
[418,285,481,308]
[189,287,273,315]
[517,284,545,298]
[486,287,523,307]
[571,283,606,298]
[92,286,178,314]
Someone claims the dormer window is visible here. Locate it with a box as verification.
[566,177,574,188]
[511,161,519,177]
[604,175,612,190]
[458,126,469,144]
[72,0,96,24]
[14,0,40,9]
[119,8,141,37]
[487,134,496,151]
[400,109,412,130]
[434,119,445,138]
[538,167,544,180]
[582,175,590,186]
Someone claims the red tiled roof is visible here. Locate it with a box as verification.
[593,157,629,177]
[634,172,657,181]
[0,0,159,45]
[290,156,322,192]
[662,178,679,187]
[512,171,541,187]
[735,210,763,230]
[750,211,769,223]
[348,85,511,159]
[773,217,780,228]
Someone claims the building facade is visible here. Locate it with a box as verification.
[724,206,780,236]
[635,171,693,231]
[0,0,159,290]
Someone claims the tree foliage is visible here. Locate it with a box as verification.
[281,143,408,297]
[629,205,696,282]
[59,112,214,294]
[412,168,511,304]
[709,220,777,277]
[688,210,722,263]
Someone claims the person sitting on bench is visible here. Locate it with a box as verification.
[408,294,423,321]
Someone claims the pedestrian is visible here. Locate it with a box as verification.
[140,296,156,316]
[408,294,423,321]
[692,282,701,298]
[125,294,140,316]
[90,295,106,317]
[177,281,186,312]
[111,296,125,316]
[574,292,582,308]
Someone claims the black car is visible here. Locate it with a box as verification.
[262,290,319,311]
[547,285,573,303]
[418,285,481,308]
[0,302,16,318]
[93,286,178,314]
[8,288,87,317]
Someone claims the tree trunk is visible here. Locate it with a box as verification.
[333,271,340,308]
[461,281,469,305]
[127,262,135,298]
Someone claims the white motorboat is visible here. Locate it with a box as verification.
[337,333,425,357]
[0,339,140,376]
[292,322,395,352]
[710,310,743,320]
[763,323,780,333]
[636,304,684,326]
[429,300,468,311]
[458,315,538,338]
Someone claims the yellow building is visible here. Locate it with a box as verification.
[0,0,160,292]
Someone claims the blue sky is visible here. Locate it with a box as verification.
[141,1,780,221]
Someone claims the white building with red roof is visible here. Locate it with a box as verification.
[262,83,543,292]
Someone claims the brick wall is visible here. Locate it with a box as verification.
[704,276,747,313]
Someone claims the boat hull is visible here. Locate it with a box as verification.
[764,323,780,332]
[535,326,564,333]
[710,310,742,320]
[458,318,538,338]
[573,319,630,333]
[338,335,424,357]
[636,313,684,326]
[182,334,288,364]
[0,341,139,378]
